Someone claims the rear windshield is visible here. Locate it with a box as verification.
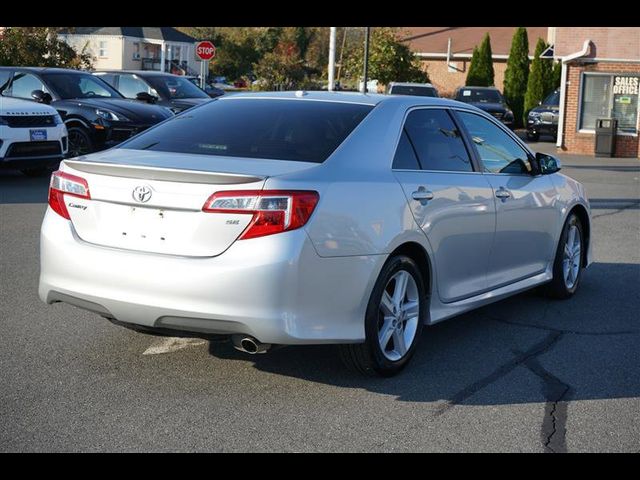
[390,85,438,97]
[456,88,503,104]
[121,98,374,163]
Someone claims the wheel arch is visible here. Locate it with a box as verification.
[388,241,433,304]
[568,203,591,267]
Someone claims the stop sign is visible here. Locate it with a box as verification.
[195,41,216,61]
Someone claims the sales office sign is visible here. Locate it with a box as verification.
[613,76,639,95]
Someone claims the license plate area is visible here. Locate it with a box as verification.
[30,129,47,141]
[120,206,169,243]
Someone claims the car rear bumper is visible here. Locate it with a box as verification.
[39,208,384,344]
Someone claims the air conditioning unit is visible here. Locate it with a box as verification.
[132,53,141,60]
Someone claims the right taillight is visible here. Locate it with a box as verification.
[202,190,319,239]
[48,170,91,219]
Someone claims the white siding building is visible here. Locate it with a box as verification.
[59,27,200,75]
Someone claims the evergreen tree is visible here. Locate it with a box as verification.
[550,60,562,92]
[478,33,495,86]
[503,27,530,127]
[465,46,482,86]
[538,41,553,97]
[524,38,548,117]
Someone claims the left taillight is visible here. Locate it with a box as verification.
[202,190,319,240]
[48,170,90,220]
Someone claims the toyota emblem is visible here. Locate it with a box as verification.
[133,185,153,203]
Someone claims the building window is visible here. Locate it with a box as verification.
[98,40,108,58]
[133,42,140,60]
[579,73,640,134]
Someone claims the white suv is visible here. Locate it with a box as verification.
[0,96,68,176]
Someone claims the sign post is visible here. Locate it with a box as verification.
[194,40,216,89]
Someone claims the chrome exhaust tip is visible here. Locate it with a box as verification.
[231,335,271,354]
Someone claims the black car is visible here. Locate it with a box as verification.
[0,67,174,157]
[454,86,515,129]
[526,89,560,141]
[94,70,214,113]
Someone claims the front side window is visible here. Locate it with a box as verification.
[0,70,12,92]
[120,98,373,163]
[41,73,122,99]
[579,74,639,133]
[117,74,154,99]
[401,109,473,172]
[8,72,49,99]
[145,75,209,100]
[457,111,532,175]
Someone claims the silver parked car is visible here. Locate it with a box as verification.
[39,92,592,376]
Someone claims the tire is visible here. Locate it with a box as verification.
[67,126,95,157]
[339,255,427,377]
[541,213,584,299]
[21,167,51,177]
[526,131,540,142]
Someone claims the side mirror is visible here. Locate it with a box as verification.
[536,152,562,174]
[31,89,52,104]
[135,91,157,104]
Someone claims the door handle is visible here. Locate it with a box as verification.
[495,187,511,199]
[412,189,434,202]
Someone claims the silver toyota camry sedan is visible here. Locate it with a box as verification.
[39,91,592,376]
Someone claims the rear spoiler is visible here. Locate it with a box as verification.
[62,160,265,185]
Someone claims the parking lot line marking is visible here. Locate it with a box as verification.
[142,337,207,355]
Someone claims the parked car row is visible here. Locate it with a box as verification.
[0,66,220,176]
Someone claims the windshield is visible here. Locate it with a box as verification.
[120,98,374,163]
[390,85,438,97]
[145,75,209,100]
[456,88,503,104]
[41,72,123,99]
[543,90,560,106]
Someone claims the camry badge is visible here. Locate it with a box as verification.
[132,185,153,203]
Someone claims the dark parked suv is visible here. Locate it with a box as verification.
[526,89,560,141]
[94,71,214,113]
[0,67,174,157]
[454,86,515,129]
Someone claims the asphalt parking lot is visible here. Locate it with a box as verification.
[1,138,639,452]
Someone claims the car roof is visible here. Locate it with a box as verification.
[389,82,435,88]
[94,70,182,77]
[0,66,88,74]
[456,86,500,91]
[216,90,465,108]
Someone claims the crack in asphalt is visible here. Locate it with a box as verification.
[433,307,638,451]
[433,330,562,417]
[514,348,572,453]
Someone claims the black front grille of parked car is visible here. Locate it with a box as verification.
[5,141,62,158]
[0,115,57,128]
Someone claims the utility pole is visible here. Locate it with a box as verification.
[328,27,336,91]
[336,27,347,82]
[362,27,370,93]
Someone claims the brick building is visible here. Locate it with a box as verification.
[553,27,640,158]
[401,27,549,97]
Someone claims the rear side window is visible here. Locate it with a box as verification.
[392,130,421,169]
[121,98,374,163]
[401,109,473,172]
